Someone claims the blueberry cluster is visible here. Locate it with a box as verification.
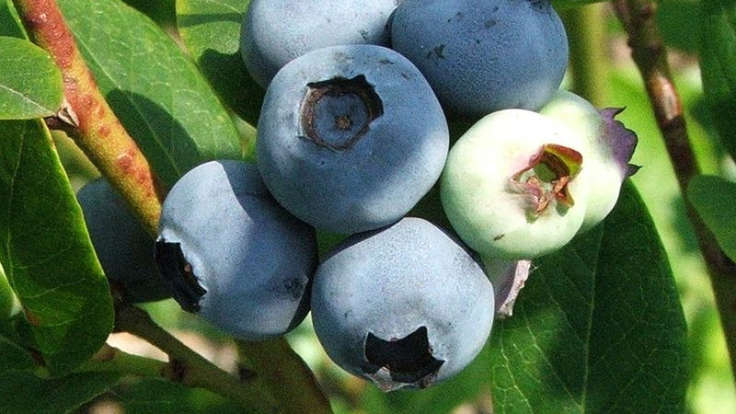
[77,0,638,392]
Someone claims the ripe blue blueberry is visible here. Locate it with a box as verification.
[391,0,568,117]
[311,218,494,391]
[257,45,449,235]
[77,178,169,303]
[155,160,317,340]
[241,0,400,88]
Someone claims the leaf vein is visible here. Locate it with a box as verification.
[579,230,604,411]
[0,83,50,114]
[523,307,583,411]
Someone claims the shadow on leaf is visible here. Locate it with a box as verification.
[106,90,203,187]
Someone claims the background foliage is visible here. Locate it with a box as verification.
[0,0,735,412]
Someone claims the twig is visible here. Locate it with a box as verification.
[614,0,736,379]
[563,3,608,106]
[12,0,162,236]
[115,305,279,413]
[77,343,167,378]
[238,338,333,414]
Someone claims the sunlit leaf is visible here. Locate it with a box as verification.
[0,36,63,120]
[59,0,243,187]
[176,0,264,125]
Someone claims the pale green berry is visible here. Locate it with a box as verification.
[540,91,638,232]
[441,109,589,260]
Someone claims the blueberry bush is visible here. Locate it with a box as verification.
[0,0,735,412]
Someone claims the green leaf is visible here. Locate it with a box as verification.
[176,0,264,125]
[0,312,36,375]
[490,182,688,413]
[0,263,14,319]
[58,0,243,187]
[0,120,114,375]
[700,0,736,160]
[688,175,736,262]
[0,0,26,38]
[0,370,120,414]
[657,0,701,53]
[0,36,64,120]
[0,313,38,373]
[122,0,176,28]
[114,378,242,414]
[0,337,35,373]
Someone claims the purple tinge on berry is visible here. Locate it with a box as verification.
[599,108,639,178]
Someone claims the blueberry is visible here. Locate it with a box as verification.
[441,109,589,259]
[241,0,400,88]
[77,179,169,303]
[391,0,568,117]
[257,45,449,235]
[311,218,494,391]
[155,160,317,340]
[540,91,638,232]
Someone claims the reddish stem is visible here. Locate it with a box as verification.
[13,0,163,235]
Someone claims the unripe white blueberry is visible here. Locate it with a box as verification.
[540,91,638,232]
[441,109,590,260]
